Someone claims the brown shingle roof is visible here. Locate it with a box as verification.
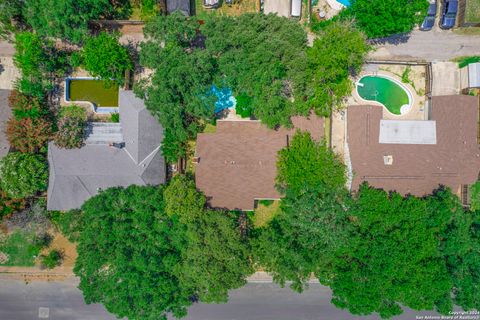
[348,95,480,196]
[195,115,324,210]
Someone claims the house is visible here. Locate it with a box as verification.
[47,90,166,211]
[347,95,480,199]
[194,115,324,211]
[0,90,11,159]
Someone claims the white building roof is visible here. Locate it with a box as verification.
[468,62,480,88]
[379,120,437,145]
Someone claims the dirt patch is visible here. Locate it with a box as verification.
[39,229,77,269]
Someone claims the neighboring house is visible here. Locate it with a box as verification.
[194,115,324,211]
[165,0,192,15]
[47,90,166,211]
[348,95,480,200]
[0,89,11,159]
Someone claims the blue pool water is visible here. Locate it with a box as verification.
[336,0,351,7]
[211,85,236,113]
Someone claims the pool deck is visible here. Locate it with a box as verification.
[351,69,427,120]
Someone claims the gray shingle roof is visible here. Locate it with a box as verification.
[47,91,166,211]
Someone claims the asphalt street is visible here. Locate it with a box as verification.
[370,29,480,61]
[0,277,449,320]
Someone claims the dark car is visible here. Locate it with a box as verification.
[440,0,458,29]
[420,3,437,31]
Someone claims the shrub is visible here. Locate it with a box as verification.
[236,94,253,118]
[0,190,25,220]
[470,181,480,211]
[54,118,85,149]
[59,105,86,120]
[8,90,46,120]
[110,112,120,123]
[33,232,53,248]
[0,153,48,198]
[6,117,52,153]
[40,249,63,269]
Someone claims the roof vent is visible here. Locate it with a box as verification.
[383,155,393,165]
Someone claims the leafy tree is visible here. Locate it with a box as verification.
[8,90,47,120]
[74,186,192,320]
[253,184,351,292]
[177,208,253,303]
[0,0,24,39]
[164,175,253,303]
[139,13,216,161]
[0,152,48,198]
[201,13,310,128]
[22,0,112,43]
[81,32,132,86]
[347,0,429,38]
[163,174,205,222]
[438,189,480,312]
[253,131,349,291]
[329,184,454,318]
[6,117,52,153]
[306,21,370,115]
[276,131,346,194]
[139,13,310,161]
[13,32,67,98]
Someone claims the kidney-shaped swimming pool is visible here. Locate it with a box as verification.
[356,75,412,115]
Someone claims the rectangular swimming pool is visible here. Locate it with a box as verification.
[66,78,119,109]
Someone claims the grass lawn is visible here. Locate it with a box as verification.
[454,56,480,68]
[466,0,480,23]
[252,200,280,228]
[0,231,41,267]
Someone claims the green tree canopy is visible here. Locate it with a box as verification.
[328,184,456,318]
[347,0,429,38]
[22,0,112,43]
[0,0,24,39]
[138,13,310,162]
[276,131,346,194]
[306,21,370,115]
[164,175,253,303]
[74,186,192,320]
[81,32,132,86]
[0,152,48,198]
[253,131,349,291]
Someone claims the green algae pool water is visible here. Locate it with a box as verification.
[356,76,410,115]
[67,79,119,107]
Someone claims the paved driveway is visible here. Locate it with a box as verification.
[370,29,480,61]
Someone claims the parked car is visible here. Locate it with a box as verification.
[440,0,458,29]
[420,3,437,31]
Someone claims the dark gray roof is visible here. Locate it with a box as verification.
[166,0,191,15]
[119,90,164,165]
[47,91,166,211]
[0,89,11,159]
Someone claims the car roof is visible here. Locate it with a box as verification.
[447,1,458,13]
[427,3,437,15]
